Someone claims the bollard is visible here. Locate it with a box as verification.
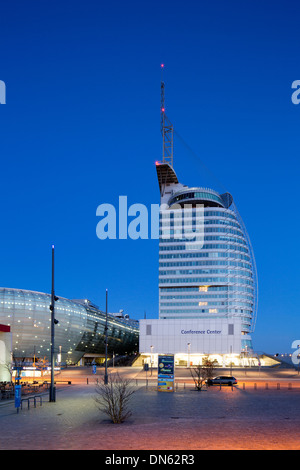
[254,383,257,390]
[288,383,292,390]
[87,378,89,385]
[243,383,245,390]
[265,383,268,390]
[277,383,280,390]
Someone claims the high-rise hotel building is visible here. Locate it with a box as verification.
[156,163,257,348]
[139,74,258,366]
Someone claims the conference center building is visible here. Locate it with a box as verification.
[138,72,261,368]
[139,159,259,368]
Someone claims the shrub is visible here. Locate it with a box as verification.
[94,372,135,423]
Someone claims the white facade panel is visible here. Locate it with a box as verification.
[139,318,242,355]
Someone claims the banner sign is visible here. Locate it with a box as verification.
[15,384,21,409]
[158,355,175,392]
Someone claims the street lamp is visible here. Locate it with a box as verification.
[230,345,233,377]
[187,343,191,368]
[104,289,108,385]
[150,345,154,376]
[49,245,59,402]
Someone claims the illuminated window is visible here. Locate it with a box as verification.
[199,302,207,306]
[209,309,218,313]
[199,286,208,292]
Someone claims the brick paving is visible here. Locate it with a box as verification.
[1,377,300,450]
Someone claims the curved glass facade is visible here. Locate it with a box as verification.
[169,188,224,207]
[158,179,257,350]
[0,288,139,364]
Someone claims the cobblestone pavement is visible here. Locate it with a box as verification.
[1,381,300,450]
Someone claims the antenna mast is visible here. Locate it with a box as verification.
[160,64,174,167]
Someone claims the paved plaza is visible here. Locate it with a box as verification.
[1,367,300,450]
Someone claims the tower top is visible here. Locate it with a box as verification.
[160,65,174,167]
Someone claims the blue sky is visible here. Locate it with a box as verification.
[0,0,299,353]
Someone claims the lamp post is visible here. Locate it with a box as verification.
[104,289,108,385]
[49,245,59,402]
[49,245,56,402]
[150,345,154,376]
[187,342,191,368]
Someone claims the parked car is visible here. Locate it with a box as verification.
[206,376,237,386]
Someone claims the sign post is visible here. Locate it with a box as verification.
[157,355,175,392]
[15,384,21,412]
[14,367,22,413]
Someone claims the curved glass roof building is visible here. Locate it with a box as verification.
[156,162,258,352]
[0,288,139,364]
